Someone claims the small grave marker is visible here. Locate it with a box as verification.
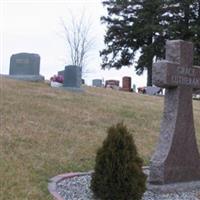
[92,79,103,87]
[149,40,200,184]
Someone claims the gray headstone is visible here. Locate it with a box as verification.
[149,40,200,184]
[133,84,136,92]
[92,79,102,87]
[9,53,44,81]
[58,70,64,76]
[63,65,82,90]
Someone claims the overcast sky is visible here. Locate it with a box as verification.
[1,0,147,87]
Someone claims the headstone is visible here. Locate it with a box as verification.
[63,65,82,91]
[9,53,44,81]
[92,79,102,87]
[149,40,200,184]
[105,80,120,88]
[122,76,131,92]
[58,70,64,77]
[132,84,136,92]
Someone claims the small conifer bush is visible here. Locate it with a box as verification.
[91,123,146,200]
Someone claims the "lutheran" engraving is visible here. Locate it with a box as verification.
[171,75,200,86]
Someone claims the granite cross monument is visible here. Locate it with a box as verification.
[149,40,200,184]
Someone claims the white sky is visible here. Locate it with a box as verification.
[0,0,147,87]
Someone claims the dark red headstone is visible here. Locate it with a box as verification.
[122,76,131,92]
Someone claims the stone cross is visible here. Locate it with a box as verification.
[149,40,200,184]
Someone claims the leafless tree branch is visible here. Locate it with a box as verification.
[61,11,95,77]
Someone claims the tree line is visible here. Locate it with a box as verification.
[100,0,200,86]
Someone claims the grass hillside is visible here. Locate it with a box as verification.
[0,76,200,200]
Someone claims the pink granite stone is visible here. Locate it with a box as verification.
[149,40,200,184]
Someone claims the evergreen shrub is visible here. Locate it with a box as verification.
[91,123,146,200]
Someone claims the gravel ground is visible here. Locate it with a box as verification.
[56,174,200,200]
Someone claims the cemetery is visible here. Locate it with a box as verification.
[47,40,200,199]
[1,41,200,200]
[2,0,200,198]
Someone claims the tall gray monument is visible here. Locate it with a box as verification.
[63,65,82,91]
[149,40,200,184]
[9,53,44,81]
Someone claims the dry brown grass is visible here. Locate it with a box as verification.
[0,76,200,200]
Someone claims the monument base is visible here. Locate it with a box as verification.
[149,162,200,184]
[61,86,84,92]
[145,166,200,193]
[147,181,200,194]
[7,75,44,82]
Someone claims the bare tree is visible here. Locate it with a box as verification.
[61,12,95,77]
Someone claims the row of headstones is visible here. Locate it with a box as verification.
[9,53,129,91]
[92,77,163,95]
[8,52,83,90]
[58,69,134,92]
[92,77,133,92]
[8,53,162,94]
[9,53,158,93]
